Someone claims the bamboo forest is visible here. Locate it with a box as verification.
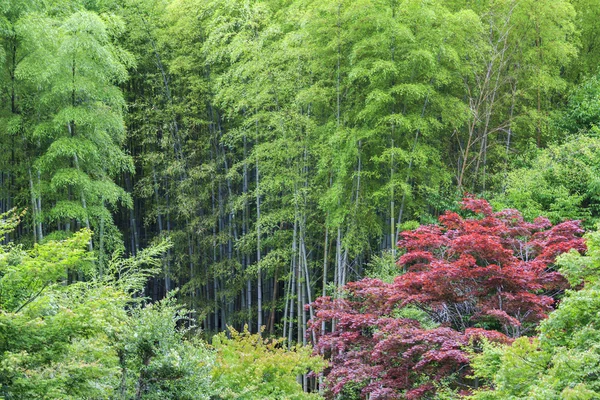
[3,0,600,398]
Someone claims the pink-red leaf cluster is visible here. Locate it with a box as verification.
[311,197,584,399]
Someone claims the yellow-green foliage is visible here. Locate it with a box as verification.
[212,327,326,399]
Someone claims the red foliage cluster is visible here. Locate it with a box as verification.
[310,197,585,399]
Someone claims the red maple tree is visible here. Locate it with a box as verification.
[310,197,585,399]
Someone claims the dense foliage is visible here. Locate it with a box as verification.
[2,0,600,398]
[212,327,326,399]
[0,209,323,399]
[3,0,599,339]
[0,209,214,399]
[310,198,584,398]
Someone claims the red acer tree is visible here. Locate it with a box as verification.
[310,197,585,399]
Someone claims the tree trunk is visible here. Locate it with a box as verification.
[256,133,262,332]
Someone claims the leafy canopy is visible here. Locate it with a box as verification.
[310,197,584,399]
[212,326,326,400]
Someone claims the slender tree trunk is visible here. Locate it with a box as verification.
[321,223,329,333]
[243,135,252,332]
[287,243,296,347]
[28,167,37,244]
[269,267,278,336]
[256,131,262,332]
[218,176,227,331]
[152,167,165,300]
[36,170,42,241]
[296,245,302,344]
[212,179,219,332]
[301,279,307,391]
[283,254,294,342]
[152,168,164,234]
[188,230,194,308]
[301,232,316,343]
[336,2,341,129]
[72,150,92,252]
[165,186,172,293]
[125,172,139,256]
[98,197,106,275]
[390,139,395,257]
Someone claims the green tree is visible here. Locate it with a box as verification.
[493,135,600,228]
[567,0,600,81]
[118,296,217,400]
[0,226,122,398]
[0,209,216,399]
[1,2,135,263]
[556,72,600,135]
[212,327,326,399]
[29,10,134,255]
